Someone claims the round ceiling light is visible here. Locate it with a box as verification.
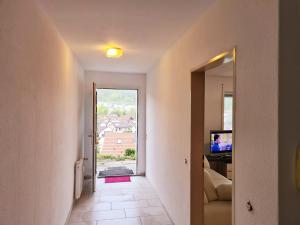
[106,47,123,58]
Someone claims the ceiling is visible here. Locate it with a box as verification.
[37,0,214,73]
[206,61,233,77]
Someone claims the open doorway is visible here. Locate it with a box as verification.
[191,49,236,225]
[96,88,138,177]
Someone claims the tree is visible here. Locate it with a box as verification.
[128,107,137,117]
[111,108,126,116]
[97,104,108,116]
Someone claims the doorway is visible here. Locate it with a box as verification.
[190,49,236,225]
[95,88,138,177]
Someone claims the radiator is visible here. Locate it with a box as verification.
[75,159,84,199]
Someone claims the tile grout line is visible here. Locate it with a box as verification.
[139,216,143,225]
[124,208,127,218]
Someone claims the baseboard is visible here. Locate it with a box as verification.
[146,177,175,225]
[64,199,74,225]
[160,199,175,225]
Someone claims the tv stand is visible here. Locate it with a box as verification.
[206,154,232,179]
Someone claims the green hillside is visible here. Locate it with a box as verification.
[97,89,137,106]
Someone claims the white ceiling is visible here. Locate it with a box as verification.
[37,0,214,73]
[206,62,233,77]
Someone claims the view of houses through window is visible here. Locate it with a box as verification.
[223,93,233,130]
[96,89,138,177]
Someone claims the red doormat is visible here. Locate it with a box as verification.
[105,176,131,183]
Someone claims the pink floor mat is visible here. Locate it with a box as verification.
[105,176,131,183]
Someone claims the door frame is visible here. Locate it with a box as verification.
[92,82,97,192]
[190,48,236,225]
[95,87,140,176]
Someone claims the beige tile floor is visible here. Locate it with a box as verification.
[69,176,174,225]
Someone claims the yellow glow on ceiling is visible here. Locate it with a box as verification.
[105,47,123,58]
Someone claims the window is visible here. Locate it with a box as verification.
[223,93,233,130]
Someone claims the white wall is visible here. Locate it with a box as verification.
[0,1,85,225]
[278,0,300,224]
[204,75,233,154]
[84,71,146,177]
[146,1,278,225]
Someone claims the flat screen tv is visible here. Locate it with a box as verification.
[210,130,232,154]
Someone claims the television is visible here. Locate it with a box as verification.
[210,130,232,154]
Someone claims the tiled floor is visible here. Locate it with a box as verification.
[68,176,173,225]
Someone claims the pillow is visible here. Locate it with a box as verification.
[204,169,218,201]
[216,183,232,201]
[204,192,208,204]
[204,155,210,168]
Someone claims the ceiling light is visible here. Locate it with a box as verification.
[106,47,123,58]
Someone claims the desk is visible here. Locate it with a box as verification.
[206,155,232,179]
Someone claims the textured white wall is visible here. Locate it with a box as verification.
[0,1,85,225]
[84,71,146,177]
[204,75,233,154]
[146,1,278,225]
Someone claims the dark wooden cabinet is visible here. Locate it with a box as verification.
[206,155,232,179]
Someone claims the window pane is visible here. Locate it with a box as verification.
[224,94,233,130]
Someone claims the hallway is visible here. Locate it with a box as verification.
[68,177,173,225]
[1,1,294,225]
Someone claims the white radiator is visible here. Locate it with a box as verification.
[75,159,84,199]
